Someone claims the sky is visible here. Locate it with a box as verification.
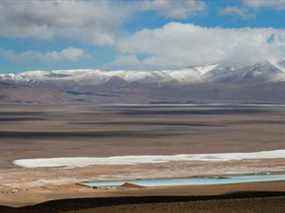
[0,0,285,73]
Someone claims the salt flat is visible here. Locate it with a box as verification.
[13,149,285,168]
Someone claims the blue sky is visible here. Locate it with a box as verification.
[0,0,285,73]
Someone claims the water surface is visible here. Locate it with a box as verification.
[82,174,285,188]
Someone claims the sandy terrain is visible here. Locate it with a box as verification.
[1,104,285,164]
[1,104,285,209]
[1,181,285,211]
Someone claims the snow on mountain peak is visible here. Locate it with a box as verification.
[195,64,218,75]
[2,61,285,85]
[267,59,285,73]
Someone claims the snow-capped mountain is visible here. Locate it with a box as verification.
[0,65,218,85]
[1,61,284,86]
[205,61,285,83]
[1,60,285,104]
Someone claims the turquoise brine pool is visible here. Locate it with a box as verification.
[82,174,285,188]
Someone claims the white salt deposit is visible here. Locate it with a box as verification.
[13,149,285,168]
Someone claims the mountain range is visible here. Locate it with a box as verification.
[1,60,285,104]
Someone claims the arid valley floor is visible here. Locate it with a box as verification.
[1,104,285,212]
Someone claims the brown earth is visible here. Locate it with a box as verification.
[1,104,285,210]
[1,104,285,165]
[1,182,285,212]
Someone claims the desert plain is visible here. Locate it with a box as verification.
[1,104,285,212]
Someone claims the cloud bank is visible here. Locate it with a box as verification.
[0,0,285,71]
[142,0,206,20]
[0,47,89,64]
[0,0,131,46]
[0,0,205,46]
[242,0,285,10]
[219,6,255,20]
[116,22,285,69]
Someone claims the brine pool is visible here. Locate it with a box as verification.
[81,174,285,188]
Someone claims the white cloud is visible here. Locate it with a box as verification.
[142,0,206,19]
[0,47,90,64]
[219,7,255,19]
[116,22,285,68]
[242,0,285,10]
[0,0,131,46]
[0,0,206,46]
[108,54,142,69]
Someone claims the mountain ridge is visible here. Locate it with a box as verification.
[1,60,285,104]
[2,61,284,86]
